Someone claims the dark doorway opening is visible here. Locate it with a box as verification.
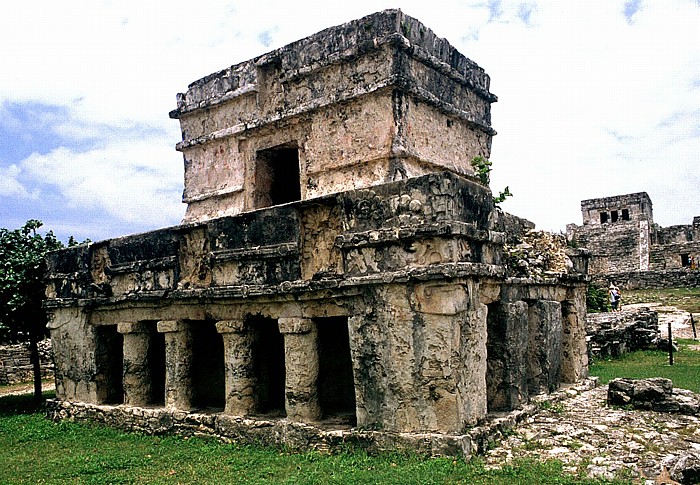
[316,317,356,425]
[621,209,630,221]
[94,325,124,405]
[145,322,166,406]
[681,254,691,267]
[255,144,301,208]
[191,321,225,410]
[600,212,609,224]
[611,210,619,223]
[249,316,286,416]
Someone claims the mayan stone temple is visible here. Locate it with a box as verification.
[45,10,589,456]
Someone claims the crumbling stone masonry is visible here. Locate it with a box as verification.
[567,192,700,289]
[0,340,53,385]
[586,307,659,358]
[45,10,588,455]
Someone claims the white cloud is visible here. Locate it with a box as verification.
[20,137,184,228]
[0,164,34,198]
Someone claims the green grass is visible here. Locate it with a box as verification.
[0,395,627,484]
[590,339,700,392]
[623,287,700,314]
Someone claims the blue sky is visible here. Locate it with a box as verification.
[1,0,699,243]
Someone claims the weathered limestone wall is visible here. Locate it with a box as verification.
[593,269,700,290]
[650,241,700,270]
[579,192,653,226]
[568,220,648,274]
[45,10,590,451]
[46,171,589,440]
[0,339,53,385]
[48,307,101,402]
[568,191,700,281]
[349,280,487,433]
[170,10,497,224]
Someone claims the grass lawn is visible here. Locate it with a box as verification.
[590,339,700,393]
[623,287,700,314]
[0,393,627,485]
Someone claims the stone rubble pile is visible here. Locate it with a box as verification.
[586,307,659,358]
[504,230,574,278]
[608,378,700,416]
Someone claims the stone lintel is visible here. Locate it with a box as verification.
[215,320,246,334]
[117,321,150,334]
[157,319,188,333]
[278,317,312,334]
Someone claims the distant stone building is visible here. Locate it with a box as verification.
[45,10,589,455]
[567,192,700,288]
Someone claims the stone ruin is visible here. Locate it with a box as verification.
[586,307,659,358]
[567,192,700,289]
[44,10,589,455]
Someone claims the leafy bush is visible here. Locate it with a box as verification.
[586,282,610,313]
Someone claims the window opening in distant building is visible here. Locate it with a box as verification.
[600,212,609,224]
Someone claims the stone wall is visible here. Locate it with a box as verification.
[586,308,658,358]
[593,269,700,290]
[0,339,54,385]
[170,9,497,224]
[568,191,700,283]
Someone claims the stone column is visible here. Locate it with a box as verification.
[216,320,256,416]
[157,320,193,410]
[278,317,321,422]
[486,301,529,412]
[117,321,153,406]
[561,297,589,383]
[527,301,563,395]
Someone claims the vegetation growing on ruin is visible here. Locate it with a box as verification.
[470,156,513,206]
[0,393,629,484]
[590,340,700,393]
[586,283,610,313]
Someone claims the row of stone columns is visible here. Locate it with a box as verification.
[116,317,326,421]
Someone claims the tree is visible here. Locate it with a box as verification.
[0,220,64,402]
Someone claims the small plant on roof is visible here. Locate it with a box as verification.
[470,156,513,206]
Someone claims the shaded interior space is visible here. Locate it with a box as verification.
[622,208,630,220]
[94,325,124,405]
[316,316,357,426]
[600,212,609,224]
[249,316,286,416]
[611,210,619,223]
[681,254,691,267]
[254,144,301,209]
[144,321,166,406]
[485,302,508,414]
[191,321,225,410]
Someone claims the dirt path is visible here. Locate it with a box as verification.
[0,380,55,398]
[623,302,698,340]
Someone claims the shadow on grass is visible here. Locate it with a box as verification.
[0,391,56,417]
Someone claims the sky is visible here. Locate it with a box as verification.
[1,0,699,243]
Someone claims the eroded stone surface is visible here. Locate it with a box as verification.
[567,192,700,289]
[484,384,700,483]
[44,10,590,451]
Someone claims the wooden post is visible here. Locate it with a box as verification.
[691,313,697,339]
[668,321,674,366]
